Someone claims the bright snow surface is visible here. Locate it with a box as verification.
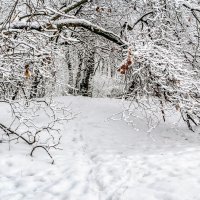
[1,96,200,200]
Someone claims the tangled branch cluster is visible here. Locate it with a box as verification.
[0,98,73,164]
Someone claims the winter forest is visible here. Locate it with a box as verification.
[1,0,200,199]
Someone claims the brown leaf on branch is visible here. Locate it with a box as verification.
[24,64,31,79]
[117,48,134,74]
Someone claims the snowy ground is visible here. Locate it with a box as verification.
[1,96,200,200]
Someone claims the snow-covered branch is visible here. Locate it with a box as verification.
[1,19,127,47]
[51,0,89,21]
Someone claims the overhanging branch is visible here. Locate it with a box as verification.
[54,19,127,47]
[2,19,127,47]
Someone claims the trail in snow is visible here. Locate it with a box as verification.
[1,96,200,200]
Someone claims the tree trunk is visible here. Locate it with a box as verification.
[65,51,74,95]
[30,70,42,99]
[80,48,95,97]
[75,52,83,94]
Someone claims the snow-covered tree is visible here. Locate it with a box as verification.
[1,0,200,147]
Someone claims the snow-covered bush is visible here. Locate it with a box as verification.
[120,0,200,131]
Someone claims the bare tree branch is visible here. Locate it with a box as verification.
[51,0,89,21]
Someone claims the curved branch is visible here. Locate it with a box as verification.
[0,122,35,145]
[3,19,127,47]
[55,19,127,47]
[132,11,154,29]
[31,145,54,164]
[51,0,89,21]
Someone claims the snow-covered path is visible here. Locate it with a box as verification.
[1,96,200,200]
